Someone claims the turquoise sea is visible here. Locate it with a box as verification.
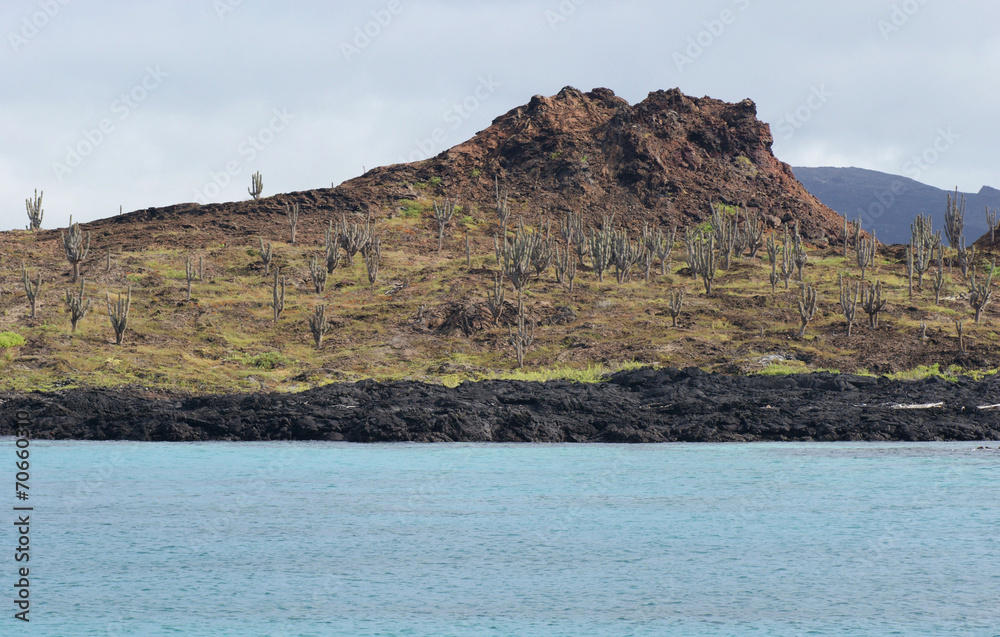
[4,441,999,636]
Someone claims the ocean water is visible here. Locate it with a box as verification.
[4,440,999,636]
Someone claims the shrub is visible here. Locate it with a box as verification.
[0,332,26,348]
[243,352,288,370]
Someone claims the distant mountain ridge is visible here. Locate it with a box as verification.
[792,166,1000,245]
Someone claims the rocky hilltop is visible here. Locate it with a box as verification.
[86,87,845,248]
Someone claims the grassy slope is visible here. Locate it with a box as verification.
[0,203,997,394]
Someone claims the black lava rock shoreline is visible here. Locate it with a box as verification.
[2,368,999,443]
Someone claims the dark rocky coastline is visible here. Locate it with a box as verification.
[2,368,999,443]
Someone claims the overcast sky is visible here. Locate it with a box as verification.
[2,0,998,230]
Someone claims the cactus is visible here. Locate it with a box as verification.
[932,244,946,305]
[106,287,131,345]
[560,211,587,263]
[286,203,299,244]
[908,214,937,291]
[106,248,112,272]
[529,222,555,278]
[324,220,342,274]
[683,227,700,279]
[364,235,381,285]
[465,231,471,268]
[338,213,372,265]
[856,232,876,280]
[309,254,327,294]
[797,283,818,338]
[25,189,44,230]
[494,176,511,232]
[955,319,966,352]
[21,262,42,318]
[779,227,793,289]
[258,237,274,275]
[766,233,780,293]
[968,261,994,323]
[838,274,859,338]
[843,216,861,257]
[184,254,197,300]
[507,301,534,368]
[588,222,614,282]
[791,222,807,281]
[61,216,91,282]
[956,238,976,281]
[554,243,577,291]
[610,228,643,284]
[248,171,263,200]
[270,269,285,323]
[308,304,328,349]
[711,204,737,269]
[433,199,456,252]
[944,187,965,250]
[692,233,717,295]
[988,207,999,245]
[861,280,887,328]
[667,289,684,327]
[485,272,506,326]
[743,207,764,259]
[501,221,536,293]
[64,278,91,332]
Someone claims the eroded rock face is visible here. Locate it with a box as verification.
[84,86,845,248]
[3,369,999,443]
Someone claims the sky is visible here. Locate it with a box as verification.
[1,0,998,231]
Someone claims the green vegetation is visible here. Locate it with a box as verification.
[0,192,996,394]
[0,332,26,348]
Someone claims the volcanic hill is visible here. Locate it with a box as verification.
[86,86,845,247]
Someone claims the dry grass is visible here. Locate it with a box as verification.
[0,213,997,394]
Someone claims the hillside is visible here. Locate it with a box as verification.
[0,88,997,394]
[80,86,845,251]
[793,166,1000,245]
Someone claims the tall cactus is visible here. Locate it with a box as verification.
[270,269,285,323]
[324,220,342,274]
[494,176,511,232]
[249,171,263,200]
[856,232,876,280]
[932,244,946,305]
[62,216,91,282]
[485,272,505,326]
[258,237,274,275]
[25,189,44,230]
[64,278,91,332]
[184,254,197,300]
[308,304,328,349]
[106,287,131,345]
[364,235,381,285]
[21,262,41,318]
[968,261,994,323]
[667,289,684,327]
[861,280,887,328]
[433,199,457,252]
[286,203,299,244]
[797,283,818,338]
[692,232,717,295]
[588,223,614,282]
[309,254,328,294]
[944,187,965,249]
[838,274,858,338]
